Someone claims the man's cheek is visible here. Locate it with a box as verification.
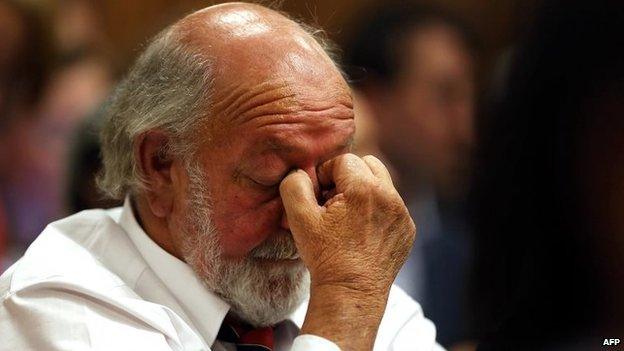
[214,198,284,257]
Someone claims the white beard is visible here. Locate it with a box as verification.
[179,163,310,327]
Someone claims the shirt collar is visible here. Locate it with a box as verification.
[119,197,230,346]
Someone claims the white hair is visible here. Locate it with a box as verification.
[97,27,213,199]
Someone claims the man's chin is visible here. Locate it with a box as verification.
[221,266,311,327]
[248,258,308,296]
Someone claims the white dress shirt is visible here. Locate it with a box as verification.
[0,199,443,350]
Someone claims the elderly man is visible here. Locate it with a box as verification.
[0,3,441,350]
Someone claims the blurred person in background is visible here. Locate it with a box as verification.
[345,3,478,348]
[37,47,115,213]
[39,0,115,217]
[52,0,110,55]
[472,0,624,349]
[0,0,114,269]
[0,0,52,269]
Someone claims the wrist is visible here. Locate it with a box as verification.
[301,283,390,350]
[309,265,390,295]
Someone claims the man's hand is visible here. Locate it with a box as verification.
[280,154,416,350]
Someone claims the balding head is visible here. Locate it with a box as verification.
[98,2,345,199]
[175,3,336,66]
[176,2,313,44]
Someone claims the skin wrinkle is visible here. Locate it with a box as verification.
[263,133,355,153]
[248,108,354,130]
[215,81,294,122]
[210,81,246,113]
[234,93,300,125]
[215,80,353,127]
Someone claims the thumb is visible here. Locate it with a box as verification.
[279,169,321,235]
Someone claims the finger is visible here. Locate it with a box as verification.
[317,153,375,192]
[362,155,394,187]
[279,169,321,233]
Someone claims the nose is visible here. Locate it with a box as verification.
[279,165,320,231]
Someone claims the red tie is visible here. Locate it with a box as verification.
[217,317,275,351]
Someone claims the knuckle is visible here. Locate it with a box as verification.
[365,177,382,190]
[351,177,381,198]
[339,153,360,167]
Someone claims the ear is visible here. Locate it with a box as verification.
[135,130,179,218]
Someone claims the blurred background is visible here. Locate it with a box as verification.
[1,0,622,350]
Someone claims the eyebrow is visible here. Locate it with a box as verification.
[264,135,354,153]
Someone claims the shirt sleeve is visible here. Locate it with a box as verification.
[374,285,445,351]
[0,285,175,351]
[291,334,342,351]
[289,285,444,351]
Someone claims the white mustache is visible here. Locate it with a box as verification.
[250,232,299,260]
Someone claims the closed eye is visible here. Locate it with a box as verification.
[248,176,280,191]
